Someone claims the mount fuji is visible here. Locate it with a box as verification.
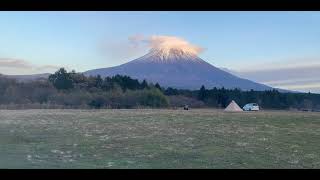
[84,46,273,91]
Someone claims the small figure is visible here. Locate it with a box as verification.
[184,105,189,110]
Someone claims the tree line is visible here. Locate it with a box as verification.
[164,85,320,110]
[0,68,168,109]
[0,67,320,110]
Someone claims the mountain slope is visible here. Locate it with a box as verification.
[85,48,273,91]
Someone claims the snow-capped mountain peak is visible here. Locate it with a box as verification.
[134,47,204,63]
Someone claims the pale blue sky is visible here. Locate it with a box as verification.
[0,11,320,92]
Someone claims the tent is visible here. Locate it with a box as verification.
[224,100,243,112]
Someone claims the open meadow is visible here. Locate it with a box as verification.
[0,109,320,168]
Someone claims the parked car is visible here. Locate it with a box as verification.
[243,103,260,111]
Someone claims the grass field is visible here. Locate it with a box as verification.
[0,109,320,168]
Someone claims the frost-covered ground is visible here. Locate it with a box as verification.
[0,109,320,168]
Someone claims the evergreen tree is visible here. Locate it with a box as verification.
[95,75,103,88]
[48,68,74,90]
[155,83,161,90]
[141,80,149,89]
[198,85,207,101]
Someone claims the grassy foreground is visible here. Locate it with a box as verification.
[0,109,320,168]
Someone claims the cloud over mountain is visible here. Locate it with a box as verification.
[99,34,205,66]
[129,35,205,55]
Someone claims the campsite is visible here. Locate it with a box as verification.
[1,108,320,168]
[1,12,320,170]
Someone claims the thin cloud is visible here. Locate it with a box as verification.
[0,58,33,69]
[236,57,320,73]
[98,35,148,64]
[228,59,320,93]
[34,65,63,72]
[275,83,320,92]
[262,77,320,86]
[0,58,62,75]
[128,34,147,48]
